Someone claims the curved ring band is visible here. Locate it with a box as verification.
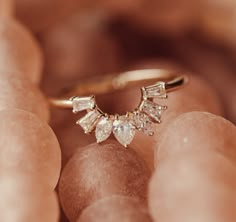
[50,69,188,147]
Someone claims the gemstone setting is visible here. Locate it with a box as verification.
[139,100,167,123]
[71,77,169,147]
[142,82,167,99]
[72,96,95,113]
[95,116,113,143]
[133,112,154,136]
[113,116,136,147]
[77,108,102,133]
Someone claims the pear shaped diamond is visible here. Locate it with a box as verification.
[113,117,135,147]
[95,117,113,143]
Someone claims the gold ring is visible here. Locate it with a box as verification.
[50,69,188,147]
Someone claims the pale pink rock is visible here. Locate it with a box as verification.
[156,112,236,164]
[149,150,236,222]
[0,172,59,222]
[0,19,43,84]
[0,72,49,121]
[0,109,61,189]
[59,140,150,221]
[77,196,152,222]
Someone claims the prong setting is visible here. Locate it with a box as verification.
[71,82,168,147]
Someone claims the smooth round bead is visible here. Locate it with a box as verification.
[59,140,150,221]
[0,109,61,189]
[77,196,152,222]
[0,19,43,84]
[149,150,236,222]
[156,112,236,164]
[0,172,59,222]
[0,72,49,121]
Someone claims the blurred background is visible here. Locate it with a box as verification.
[13,0,236,125]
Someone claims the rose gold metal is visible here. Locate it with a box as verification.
[49,69,188,108]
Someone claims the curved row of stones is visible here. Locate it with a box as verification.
[71,81,167,147]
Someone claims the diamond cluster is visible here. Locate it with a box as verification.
[71,81,167,147]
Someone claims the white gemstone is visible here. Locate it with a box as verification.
[113,116,135,147]
[72,96,95,113]
[139,100,167,123]
[77,109,102,133]
[142,82,167,99]
[95,117,113,143]
[133,112,154,136]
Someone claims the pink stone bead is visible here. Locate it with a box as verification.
[156,112,236,164]
[0,172,59,222]
[0,72,49,121]
[0,109,61,189]
[77,196,152,222]
[0,0,14,17]
[149,150,236,222]
[0,19,43,84]
[59,140,150,221]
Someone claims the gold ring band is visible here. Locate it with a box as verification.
[49,69,188,147]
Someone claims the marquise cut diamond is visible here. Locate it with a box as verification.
[113,116,135,147]
[77,109,102,133]
[139,100,167,123]
[72,96,95,113]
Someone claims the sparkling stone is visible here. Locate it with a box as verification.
[95,117,113,143]
[77,109,102,133]
[142,82,167,99]
[139,100,167,123]
[133,112,154,136]
[113,116,136,147]
[72,96,95,113]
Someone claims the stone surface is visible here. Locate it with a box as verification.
[149,150,236,222]
[113,116,136,147]
[0,109,61,189]
[0,19,43,84]
[59,141,150,221]
[95,116,113,143]
[77,109,102,133]
[77,196,152,222]
[72,96,95,113]
[0,172,59,222]
[156,112,236,164]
